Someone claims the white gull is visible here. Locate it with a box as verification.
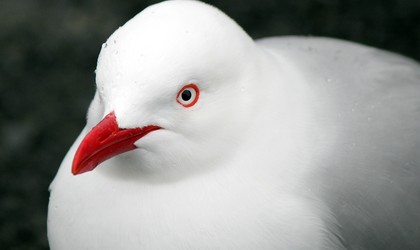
[48,1,420,249]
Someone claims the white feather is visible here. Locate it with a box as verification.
[48,1,420,249]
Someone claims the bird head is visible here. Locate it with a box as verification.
[72,1,262,178]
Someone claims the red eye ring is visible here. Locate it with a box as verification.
[176,84,200,108]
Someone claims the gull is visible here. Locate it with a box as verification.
[48,0,420,249]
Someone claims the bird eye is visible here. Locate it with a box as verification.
[176,84,199,108]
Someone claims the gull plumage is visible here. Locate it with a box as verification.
[48,1,420,249]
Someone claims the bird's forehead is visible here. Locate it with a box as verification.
[95,3,228,95]
[94,0,255,114]
[97,21,205,82]
[95,28,205,111]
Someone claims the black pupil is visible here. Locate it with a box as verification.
[181,89,192,101]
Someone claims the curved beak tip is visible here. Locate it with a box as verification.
[71,112,160,175]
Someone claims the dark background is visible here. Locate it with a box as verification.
[1,0,419,249]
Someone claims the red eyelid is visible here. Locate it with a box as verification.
[177,84,200,108]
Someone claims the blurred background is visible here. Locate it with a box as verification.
[0,0,419,249]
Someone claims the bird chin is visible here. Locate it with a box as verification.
[95,149,204,183]
[95,129,232,183]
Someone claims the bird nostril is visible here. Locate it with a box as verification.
[87,112,120,144]
[98,133,110,143]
